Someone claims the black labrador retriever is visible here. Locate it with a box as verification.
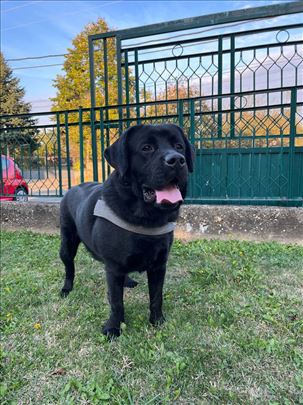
[59,124,194,337]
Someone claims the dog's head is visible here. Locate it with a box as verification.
[104,124,195,210]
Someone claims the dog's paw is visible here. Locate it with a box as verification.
[124,276,138,289]
[102,325,121,339]
[150,314,165,326]
[60,288,71,298]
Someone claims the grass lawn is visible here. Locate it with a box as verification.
[1,231,303,404]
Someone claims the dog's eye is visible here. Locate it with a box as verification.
[175,143,184,150]
[142,144,154,152]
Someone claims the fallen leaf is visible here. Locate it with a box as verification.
[49,368,67,376]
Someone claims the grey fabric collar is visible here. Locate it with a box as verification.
[93,199,176,236]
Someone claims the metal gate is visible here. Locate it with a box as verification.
[88,1,303,206]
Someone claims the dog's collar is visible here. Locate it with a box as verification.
[93,199,176,236]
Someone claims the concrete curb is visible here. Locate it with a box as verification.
[1,201,302,245]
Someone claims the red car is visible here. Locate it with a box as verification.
[1,155,29,202]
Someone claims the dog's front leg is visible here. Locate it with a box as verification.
[147,265,166,326]
[103,269,125,338]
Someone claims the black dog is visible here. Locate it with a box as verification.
[59,124,194,337]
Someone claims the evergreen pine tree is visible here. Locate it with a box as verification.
[0,52,39,156]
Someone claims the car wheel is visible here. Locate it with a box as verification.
[15,188,28,202]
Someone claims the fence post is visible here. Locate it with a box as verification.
[90,108,98,182]
[134,49,141,124]
[99,107,106,183]
[89,37,96,109]
[103,38,109,109]
[116,36,123,135]
[79,107,84,184]
[178,100,184,129]
[124,50,131,127]
[217,35,223,138]
[56,112,63,197]
[230,34,235,138]
[64,112,71,189]
[189,99,196,199]
[288,87,297,200]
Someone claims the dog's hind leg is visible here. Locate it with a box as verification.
[60,225,80,298]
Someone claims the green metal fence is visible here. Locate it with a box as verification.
[1,2,303,205]
[1,87,302,205]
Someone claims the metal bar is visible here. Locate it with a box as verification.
[99,108,106,182]
[195,146,303,155]
[116,36,123,134]
[122,40,303,67]
[121,24,303,53]
[29,141,32,183]
[64,112,71,189]
[2,99,301,134]
[218,36,223,138]
[190,99,195,141]
[2,86,302,119]
[288,87,297,199]
[106,126,110,177]
[88,32,118,41]
[189,99,196,198]
[184,198,303,207]
[45,141,49,180]
[89,37,96,109]
[88,2,303,41]
[103,38,109,109]
[79,107,84,183]
[230,34,235,138]
[124,51,131,126]
[52,130,57,194]
[56,113,63,197]
[178,100,184,128]
[90,108,98,182]
[134,49,141,124]
[100,102,299,125]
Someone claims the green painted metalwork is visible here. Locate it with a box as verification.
[217,36,223,139]
[0,3,302,206]
[64,112,71,189]
[134,49,141,124]
[88,2,303,48]
[124,51,131,125]
[288,87,297,199]
[0,86,302,204]
[79,107,84,184]
[230,34,235,139]
[90,108,98,182]
[178,100,184,129]
[116,36,123,134]
[88,38,96,111]
[99,107,106,183]
[103,38,109,109]
[56,113,63,197]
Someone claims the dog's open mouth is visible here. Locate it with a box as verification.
[142,184,183,205]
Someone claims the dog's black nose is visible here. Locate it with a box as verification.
[164,152,186,168]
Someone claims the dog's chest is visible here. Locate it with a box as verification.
[126,237,170,271]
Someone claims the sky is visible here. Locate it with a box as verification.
[0,0,299,112]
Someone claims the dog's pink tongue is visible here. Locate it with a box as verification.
[155,185,183,204]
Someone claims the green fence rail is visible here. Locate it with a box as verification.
[1,87,302,205]
[1,3,302,206]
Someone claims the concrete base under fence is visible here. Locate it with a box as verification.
[1,201,302,245]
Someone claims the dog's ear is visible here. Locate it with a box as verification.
[104,125,143,178]
[177,126,195,173]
